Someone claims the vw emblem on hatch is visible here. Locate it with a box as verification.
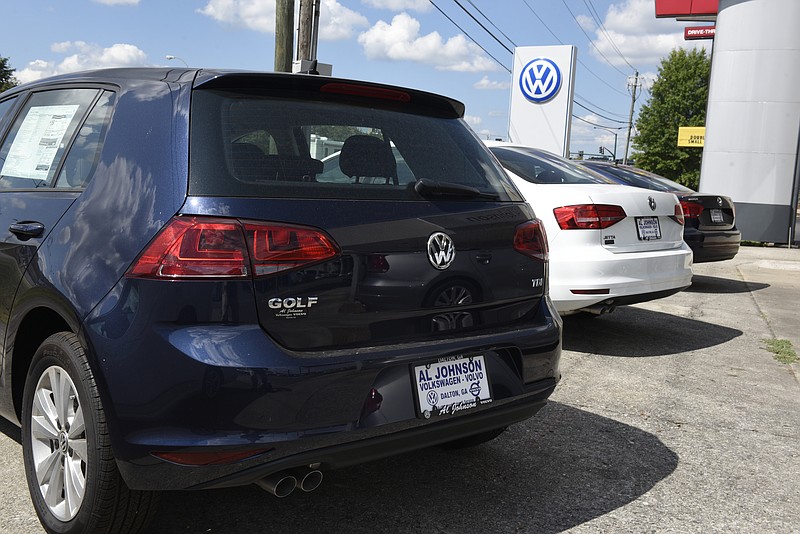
[519,58,562,103]
[427,232,455,270]
[648,196,657,211]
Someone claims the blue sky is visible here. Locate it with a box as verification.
[2,0,710,156]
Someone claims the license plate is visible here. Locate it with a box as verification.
[414,355,492,418]
[635,216,662,240]
[710,209,724,223]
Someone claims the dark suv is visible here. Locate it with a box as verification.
[0,68,561,533]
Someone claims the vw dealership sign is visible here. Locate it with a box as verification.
[519,58,562,103]
[509,46,577,157]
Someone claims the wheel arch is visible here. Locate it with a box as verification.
[10,306,79,421]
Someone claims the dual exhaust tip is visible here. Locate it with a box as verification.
[256,468,323,498]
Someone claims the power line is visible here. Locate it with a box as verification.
[583,0,637,72]
[434,0,631,124]
[560,0,629,77]
[573,100,629,124]
[451,0,513,54]
[429,0,511,74]
[519,0,629,97]
[571,114,624,130]
[574,91,629,119]
[466,0,518,48]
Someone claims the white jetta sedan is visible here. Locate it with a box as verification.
[485,142,693,315]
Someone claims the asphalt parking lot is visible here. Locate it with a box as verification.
[1,245,798,533]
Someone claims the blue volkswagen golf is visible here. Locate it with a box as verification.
[0,68,561,533]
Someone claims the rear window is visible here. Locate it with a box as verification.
[490,146,616,185]
[586,164,694,193]
[189,89,518,201]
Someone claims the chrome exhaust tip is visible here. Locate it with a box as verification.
[255,473,298,498]
[295,469,323,492]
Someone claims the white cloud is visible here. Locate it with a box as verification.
[198,0,368,40]
[474,75,510,90]
[197,0,277,33]
[576,14,596,32]
[319,0,370,40]
[358,13,499,72]
[464,115,482,126]
[474,128,496,139]
[361,0,430,11]
[16,42,147,83]
[588,0,711,68]
[93,0,139,4]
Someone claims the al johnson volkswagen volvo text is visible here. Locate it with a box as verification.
[0,68,561,533]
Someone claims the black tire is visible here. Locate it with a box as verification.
[21,332,159,534]
[438,426,507,450]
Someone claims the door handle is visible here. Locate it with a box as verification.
[10,222,45,239]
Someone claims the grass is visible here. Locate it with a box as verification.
[762,338,799,364]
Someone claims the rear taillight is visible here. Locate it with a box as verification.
[245,223,339,276]
[126,217,249,278]
[680,200,703,219]
[126,217,339,279]
[553,204,626,230]
[673,203,686,226]
[514,219,548,261]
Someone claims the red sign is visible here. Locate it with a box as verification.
[656,0,719,18]
[684,26,716,40]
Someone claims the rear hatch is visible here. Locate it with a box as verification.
[184,73,548,351]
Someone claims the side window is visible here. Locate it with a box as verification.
[0,88,99,189]
[0,96,18,129]
[55,91,115,188]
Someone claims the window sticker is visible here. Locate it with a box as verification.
[1,104,80,181]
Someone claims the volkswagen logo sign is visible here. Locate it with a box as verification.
[519,58,562,103]
[648,196,657,211]
[427,232,455,270]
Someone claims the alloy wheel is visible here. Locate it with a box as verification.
[29,365,87,521]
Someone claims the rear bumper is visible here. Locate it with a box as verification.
[116,378,556,491]
[549,242,693,313]
[84,287,561,491]
[684,227,741,263]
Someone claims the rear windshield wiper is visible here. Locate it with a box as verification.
[414,178,499,200]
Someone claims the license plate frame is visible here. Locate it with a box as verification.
[635,216,662,241]
[413,355,492,419]
[710,209,724,223]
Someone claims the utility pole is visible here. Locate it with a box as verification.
[297,0,321,63]
[623,70,640,165]
[274,0,294,72]
[297,0,313,63]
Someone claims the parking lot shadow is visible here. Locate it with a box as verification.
[0,416,21,445]
[562,306,742,357]
[685,274,769,294]
[151,402,677,533]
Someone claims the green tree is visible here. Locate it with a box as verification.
[632,48,710,190]
[1,56,18,92]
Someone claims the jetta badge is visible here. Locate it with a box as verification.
[648,196,657,211]
[427,232,455,270]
